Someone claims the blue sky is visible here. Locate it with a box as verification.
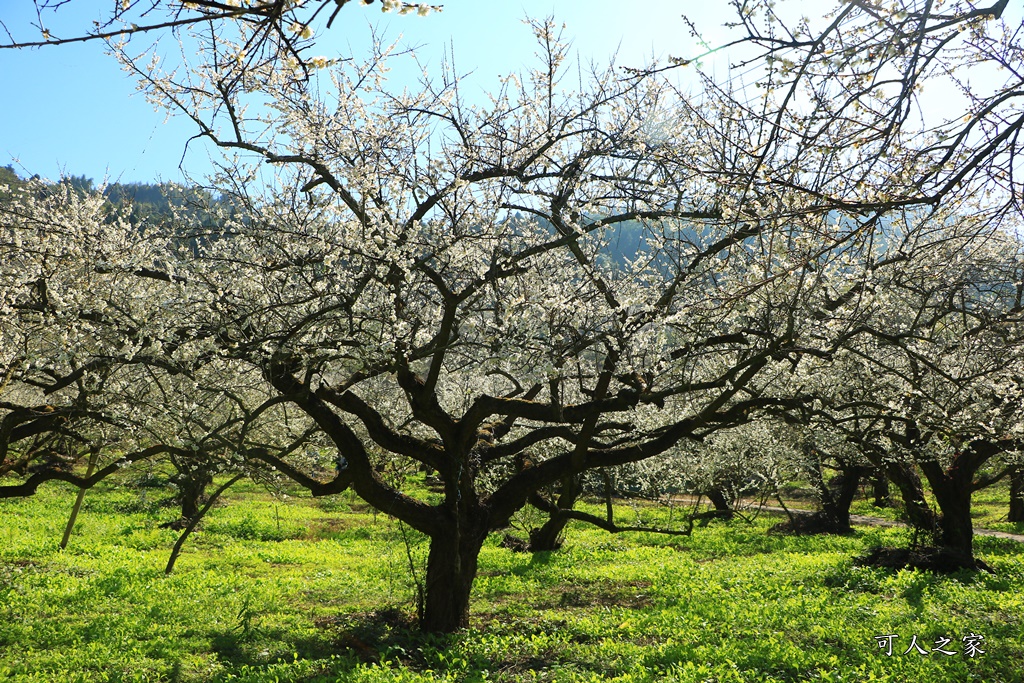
[0,2,733,185]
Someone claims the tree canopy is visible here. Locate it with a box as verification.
[2,1,1024,634]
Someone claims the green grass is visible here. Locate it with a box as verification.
[1,476,1022,682]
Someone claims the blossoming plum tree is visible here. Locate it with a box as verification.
[789,212,1024,566]
[0,180,319,535]
[714,0,1022,217]
[0,183,168,489]
[6,0,1024,634]
[91,15,899,631]
[0,1,441,59]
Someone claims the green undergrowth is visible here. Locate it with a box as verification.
[1,477,1022,682]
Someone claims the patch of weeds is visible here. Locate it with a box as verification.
[313,495,353,513]
[303,517,357,541]
[128,472,170,489]
[315,607,429,667]
[769,512,855,536]
[544,579,654,610]
[207,514,292,542]
[821,563,886,594]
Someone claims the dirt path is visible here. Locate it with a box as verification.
[669,496,1024,543]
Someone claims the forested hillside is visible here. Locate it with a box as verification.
[0,166,226,227]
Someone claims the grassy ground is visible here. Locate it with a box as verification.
[1,475,1022,682]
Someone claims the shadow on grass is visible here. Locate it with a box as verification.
[202,607,609,681]
[310,606,447,665]
[528,550,556,566]
[203,625,363,682]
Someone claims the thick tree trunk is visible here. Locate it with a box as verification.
[927,470,976,559]
[936,492,974,557]
[705,487,734,519]
[421,518,487,633]
[165,474,243,574]
[782,463,866,535]
[172,466,213,523]
[1009,467,1024,523]
[528,516,569,551]
[817,467,865,532]
[916,443,995,565]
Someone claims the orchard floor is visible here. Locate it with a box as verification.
[1,477,1023,683]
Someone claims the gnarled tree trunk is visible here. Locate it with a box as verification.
[527,474,581,552]
[929,475,974,558]
[176,469,213,521]
[705,487,734,519]
[815,467,867,533]
[916,439,999,567]
[871,469,891,507]
[168,462,215,529]
[420,510,488,633]
[880,460,941,544]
